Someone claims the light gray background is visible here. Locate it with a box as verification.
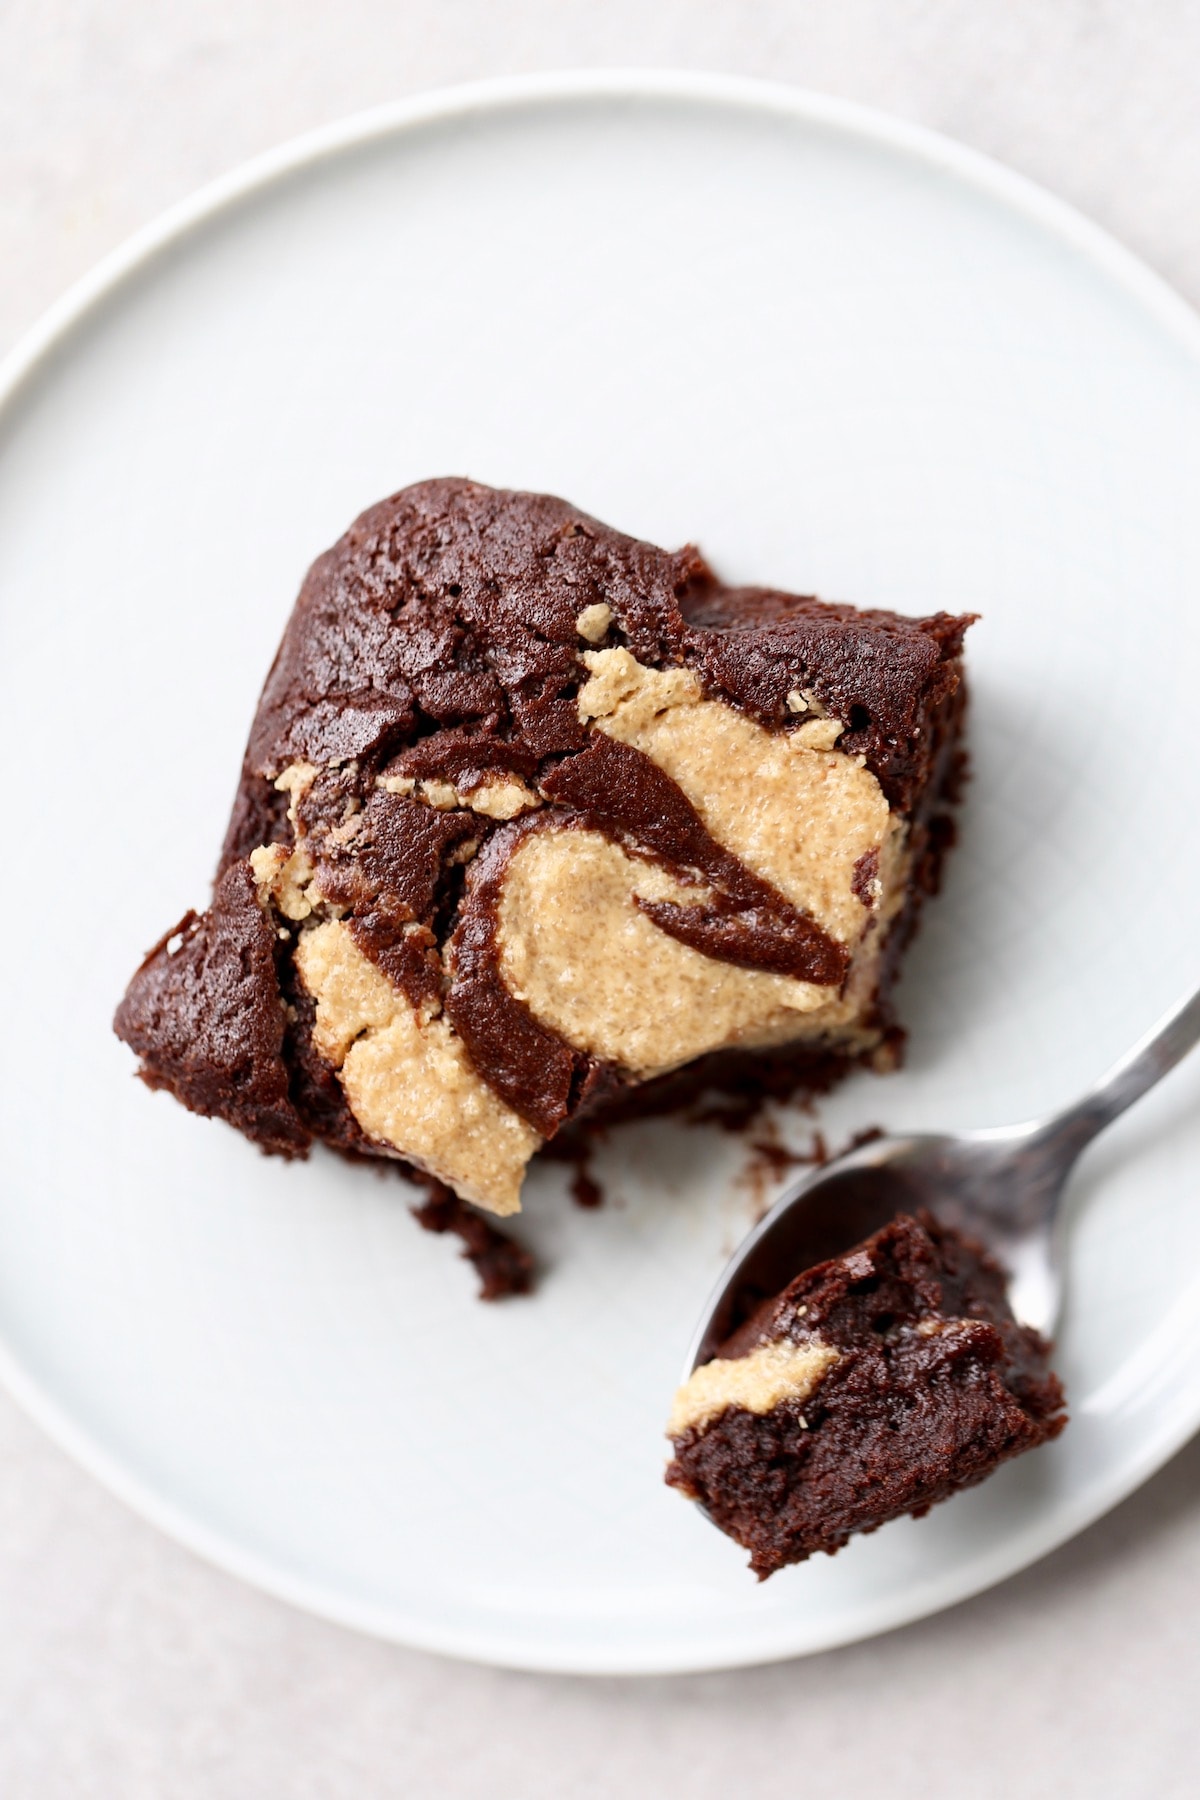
[3,5,1198,1795]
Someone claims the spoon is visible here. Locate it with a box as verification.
[686,984,1200,1369]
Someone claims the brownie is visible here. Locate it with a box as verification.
[115,479,973,1221]
[665,1212,1066,1577]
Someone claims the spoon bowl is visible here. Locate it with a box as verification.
[686,984,1200,1373]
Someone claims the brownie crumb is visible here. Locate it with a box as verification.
[411,1182,535,1300]
[737,1123,829,1219]
[843,1124,886,1154]
[736,1122,890,1221]
[542,1131,608,1209]
[747,1126,830,1180]
[569,1164,604,1210]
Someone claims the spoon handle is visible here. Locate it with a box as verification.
[1041,982,1200,1154]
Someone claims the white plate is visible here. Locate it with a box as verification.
[1,72,1199,1676]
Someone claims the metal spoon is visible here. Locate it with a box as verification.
[686,984,1200,1369]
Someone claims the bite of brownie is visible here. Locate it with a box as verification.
[666,1212,1067,1577]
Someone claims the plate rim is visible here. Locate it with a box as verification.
[2,67,1199,1675]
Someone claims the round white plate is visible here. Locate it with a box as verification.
[1,72,1199,1676]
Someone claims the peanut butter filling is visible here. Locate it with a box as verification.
[377,770,541,820]
[487,651,908,1080]
[578,648,897,946]
[574,602,613,643]
[496,827,859,1078]
[668,1338,840,1438]
[249,841,318,923]
[294,920,541,1216]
